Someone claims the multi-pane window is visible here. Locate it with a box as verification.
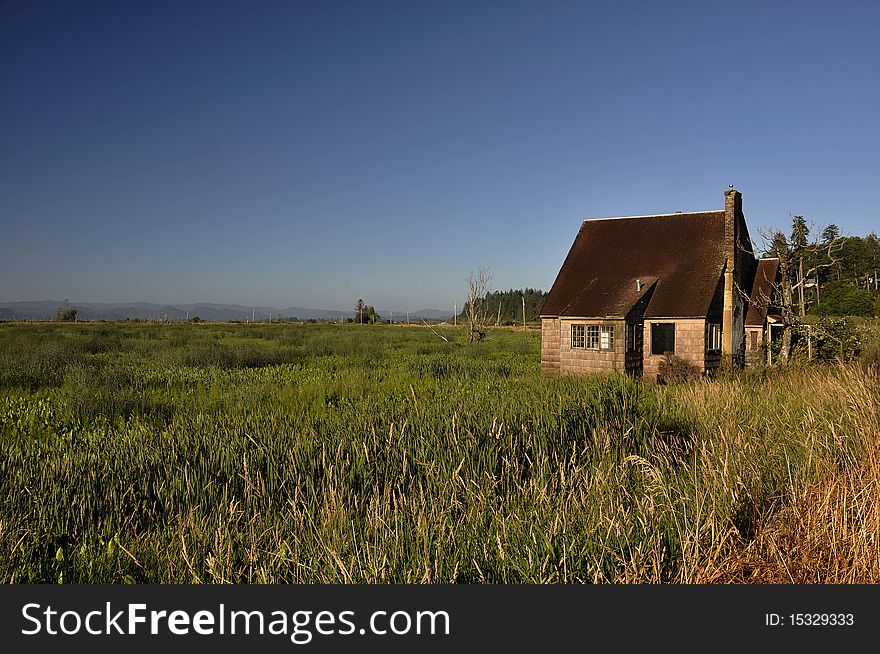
[707,323,721,352]
[651,323,675,355]
[600,325,614,350]
[586,325,600,349]
[626,323,643,352]
[571,324,585,349]
[572,323,615,350]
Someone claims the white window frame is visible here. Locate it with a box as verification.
[571,324,585,349]
[586,325,600,349]
[707,323,721,352]
[600,325,614,351]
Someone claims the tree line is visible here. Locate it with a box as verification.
[765,219,880,319]
[459,287,548,328]
[757,218,879,364]
[482,288,548,325]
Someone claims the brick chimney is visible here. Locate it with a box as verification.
[722,187,743,363]
[724,187,741,264]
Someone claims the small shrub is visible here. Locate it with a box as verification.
[657,353,701,384]
[810,317,861,362]
[55,307,77,322]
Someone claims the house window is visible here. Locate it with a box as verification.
[651,323,675,355]
[750,331,758,351]
[707,323,721,352]
[600,325,614,351]
[586,325,600,349]
[571,324,585,349]
[626,323,641,352]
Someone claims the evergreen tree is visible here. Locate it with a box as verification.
[821,224,840,243]
[790,215,810,260]
[462,288,548,325]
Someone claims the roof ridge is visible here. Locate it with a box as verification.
[582,211,724,222]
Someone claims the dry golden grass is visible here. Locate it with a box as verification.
[696,366,880,583]
[715,439,880,582]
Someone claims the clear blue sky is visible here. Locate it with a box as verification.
[2,1,878,311]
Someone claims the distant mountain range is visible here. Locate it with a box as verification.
[0,300,453,322]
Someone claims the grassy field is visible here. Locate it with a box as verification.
[1,322,878,583]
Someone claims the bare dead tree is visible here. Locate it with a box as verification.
[793,235,843,314]
[422,319,450,342]
[464,267,492,343]
[747,225,844,365]
[776,241,795,364]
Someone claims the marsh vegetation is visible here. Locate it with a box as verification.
[1,322,878,582]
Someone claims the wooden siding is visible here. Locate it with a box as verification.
[624,321,644,376]
[745,326,765,367]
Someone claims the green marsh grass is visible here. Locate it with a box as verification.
[1,322,877,583]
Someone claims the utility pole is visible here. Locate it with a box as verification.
[522,295,526,328]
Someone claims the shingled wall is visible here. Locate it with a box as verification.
[541,318,560,371]
[558,319,627,374]
[642,319,707,379]
[542,316,725,380]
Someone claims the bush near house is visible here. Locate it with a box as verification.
[795,316,862,362]
[657,353,702,384]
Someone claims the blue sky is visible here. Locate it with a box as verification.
[2,1,878,311]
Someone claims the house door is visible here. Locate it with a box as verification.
[625,322,643,377]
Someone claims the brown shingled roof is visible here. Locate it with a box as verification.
[541,212,727,318]
[746,258,780,326]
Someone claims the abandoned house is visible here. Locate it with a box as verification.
[540,188,780,379]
